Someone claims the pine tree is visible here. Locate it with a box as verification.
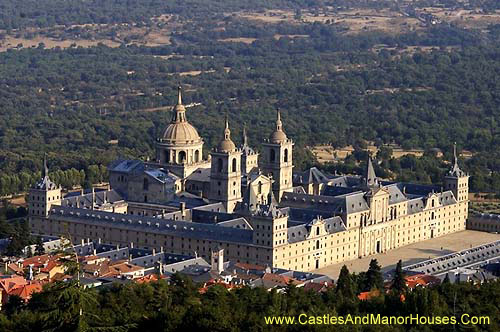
[391,260,408,294]
[365,258,383,291]
[336,265,355,298]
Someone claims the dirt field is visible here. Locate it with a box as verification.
[238,8,422,35]
[314,230,500,279]
[218,37,257,44]
[418,8,500,30]
[237,7,500,36]
[0,36,120,52]
[8,196,26,207]
[308,144,427,163]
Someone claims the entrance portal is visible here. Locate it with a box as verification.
[376,240,381,254]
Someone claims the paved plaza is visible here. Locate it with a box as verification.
[313,230,500,279]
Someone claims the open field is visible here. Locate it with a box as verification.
[1,7,498,53]
[308,144,427,163]
[418,8,500,30]
[0,17,174,52]
[309,143,474,164]
[314,230,500,279]
[237,7,500,35]
[0,35,120,52]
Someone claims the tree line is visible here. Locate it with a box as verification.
[0,259,498,331]
[0,165,108,197]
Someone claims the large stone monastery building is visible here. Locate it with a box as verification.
[29,87,469,272]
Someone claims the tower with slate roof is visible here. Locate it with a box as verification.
[28,155,62,233]
[443,143,469,202]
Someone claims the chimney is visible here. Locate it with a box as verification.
[92,187,95,210]
[98,238,101,244]
[81,239,84,246]
[152,248,156,256]
[87,238,90,244]
[180,202,186,216]
[130,242,134,249]
[116,244,119,250]
[93,249,96,256]
[160,246,164,253]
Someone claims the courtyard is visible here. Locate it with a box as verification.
[313,230,500,279]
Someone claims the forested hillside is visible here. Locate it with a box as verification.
[0,1,499,195]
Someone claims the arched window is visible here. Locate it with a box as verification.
[258,181,262,194]
[143,178,149,191]
[165,151,170,163]
[195,150,200,163]
[178,151,186,163]
[232,158,237,172]
[316,227,320,236]
[316,240,320,250]
[217,158,223,172]
[284,148,288,162]
[270,149,276,162]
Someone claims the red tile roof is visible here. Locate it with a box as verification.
[135,274,168,284]
[9,283,43,301]
[22,255,51,268]
[358,289,381,301]
[405,274,441,289]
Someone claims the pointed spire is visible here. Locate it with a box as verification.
[276,108,283,132]
[224,114,231,140]
[242,124,248,147]
[43,153,48,178]
[449,142,465,177]
[453,142,458,168]
[177,85,183,105]
[365,156,378,188]
[172,85,186,123]
[35,153,57,190]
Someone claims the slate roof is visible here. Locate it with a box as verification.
[145,169,180,184]
[62,190,125,209]
[108,159,144,174]
[287,216,346,244]
[49,206,254,244]
[294,167,329,184]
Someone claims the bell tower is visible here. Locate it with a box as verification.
[209,117,242,213]
[260,110,293,202]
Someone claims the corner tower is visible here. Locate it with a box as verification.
[444,143,469,202]
[260,110,293,202]
[209,117,242,213]
[28,155,62,234]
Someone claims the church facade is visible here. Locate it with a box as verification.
[28,88,469,272]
